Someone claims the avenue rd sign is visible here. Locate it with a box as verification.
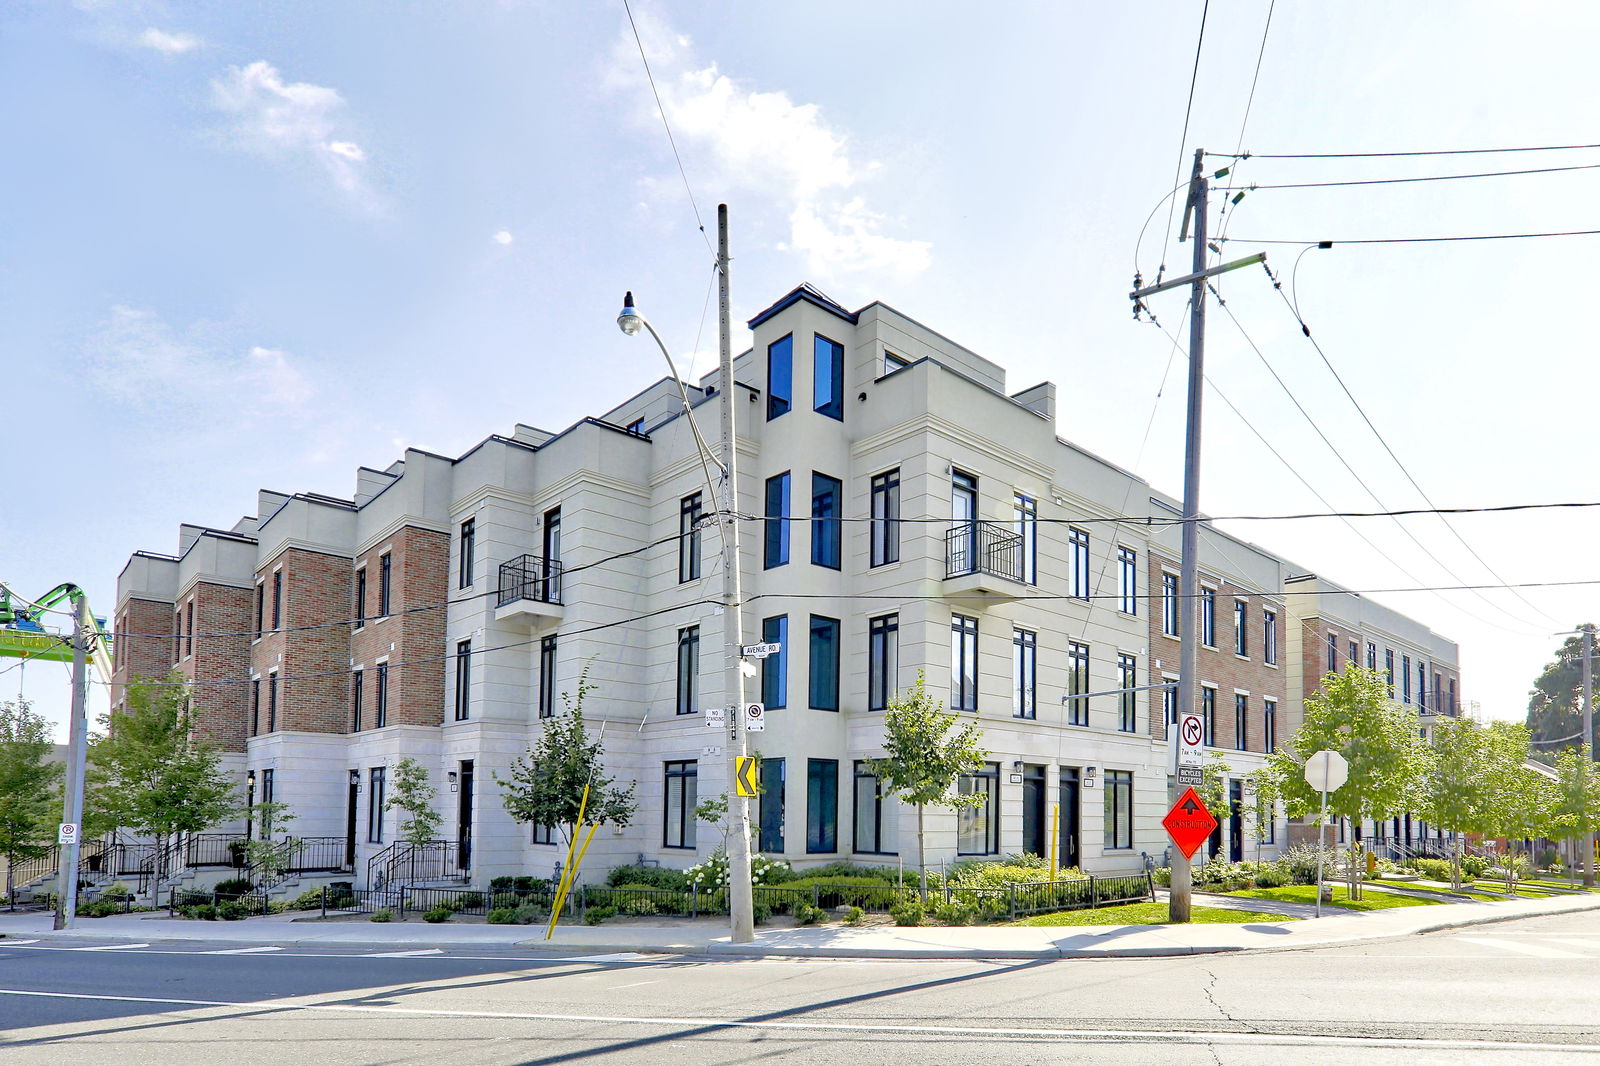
[1161,787,1217,860]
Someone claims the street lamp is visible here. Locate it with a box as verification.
[616,236,757,945]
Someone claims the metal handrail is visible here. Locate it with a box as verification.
[497,555,563,608]
[944,521,1025,583]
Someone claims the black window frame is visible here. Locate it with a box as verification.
[271,570,283,629]
[812,333,844,421]
[1264,698,1277,752]
[956,762,999,856]
[368,767,386,843]
[951,613,979,712]
[766,333,793,421]
[351,669,363,732]
[1201,685,1215,746]
[1235,692,1249,751]
[454,639,472,721]
[354,568,367,628]
[1103,770,1133,850]
[761,615,788,709]
[679,493,703,583]
[538,635,557,719]
[808,614,840,712]
[1234,599,1248,657]
[853,760,897,855]
[806,758,838,853]
[764,472,790,569]
[1263,609,1278,665]
[1013,627,1037,720]
[759,758,785,853]
[1015,493,1039,585]
[1162,572,1179,637]
[868,613,898,712]
[870,469,901,567]
[1199,587,1216,647]
[459,517,476,589]
[676,626,700,715]
[374,662,388,728]
[1118,653,1137,733]
[1066,641,1090,726]
[664,760,698,849]
[1069,528,1090,599]
[810,472,842,569]
[1116,546,1137,614]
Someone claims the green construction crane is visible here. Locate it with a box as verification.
[0,582,113,678]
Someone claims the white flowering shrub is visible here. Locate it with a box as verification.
[684,852,791,888]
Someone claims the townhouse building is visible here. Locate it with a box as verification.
[110,283,1462,888]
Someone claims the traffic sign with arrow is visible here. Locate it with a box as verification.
[734,755,760,798]
[1161,787,1217,861]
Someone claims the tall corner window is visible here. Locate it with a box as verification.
[542,507,563,602]
[813,334,844,421]
[1201,685,1215,745]
[764,472,791,569]
[350,669,363,732]
[254,582,265,636]
[454,639,472,721]
[459,517,476,589]
[868,613,899,712]
[679,492,703,582]
[354,569,366,628]
[1264,698,1277,752]
[367,766,387,843]
[1199,587,1216,647]
[676,626,700,715]
[1162,572,1179,637]
[1263,609,1278,665]
[1328,632,1338,673]
[950,614,979,712]
[374,662,389,728]
[1235,693,1249,751]
[267,673,278,732]
[806,758,839,853]
[1234,599,1249,657]
[808,615,840,711]
[1013,628,1037,719]
[810,472,842,569]
[766,334,793,420]
[853,761,897,855]
[271,570,283,629]
[870,469,901,567]
[759,758,786,853]
[761,615,788,709]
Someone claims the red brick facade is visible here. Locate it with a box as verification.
[172,583,252,752]
[251,548,354,735]
[1148,552,1287,755]
[350,527,448,730]
[111,595,177,714]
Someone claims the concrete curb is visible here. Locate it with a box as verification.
[5,890,1598,960]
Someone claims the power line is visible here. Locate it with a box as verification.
[1213,0,1275,250]
[744,577,1600,604]
[1209,283,1545,632]
[1209,143,1600,160]
[1221,228,1600,246]
[1218,160,1600,190]
[620,0,714,255]
[1266,265,1563,628]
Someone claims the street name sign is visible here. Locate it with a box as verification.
[734,756,759,797]
[1304,750,1349,793]
[1161,788,1217,860]
[741,642,782,658]
[1178,712,1204,768]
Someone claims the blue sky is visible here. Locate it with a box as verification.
[5,1,1598,738]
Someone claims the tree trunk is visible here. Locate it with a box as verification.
[916,804,927,902]
[1451,839,1463,892]
[5,857,13,912]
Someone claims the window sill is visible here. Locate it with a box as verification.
[1263,661,1279,670]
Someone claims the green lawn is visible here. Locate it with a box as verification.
[1468,881,1556,898]
[1223,884,1441,911]
[1519,878,1599,892]
[1371,879,1500,902]
[1010,901,1299,926]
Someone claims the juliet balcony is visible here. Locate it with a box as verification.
[495,554,564,624]
[943,521,1028,602]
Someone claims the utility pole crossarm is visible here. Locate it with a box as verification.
[1130,253,1267,302]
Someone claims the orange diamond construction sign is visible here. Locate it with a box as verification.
[1161,787,1217,860]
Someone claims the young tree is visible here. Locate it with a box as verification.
[1266,665,1424,899]
[1195,752,1232,863]
[1477,722,1552,895]
[869,673,990,898]
[86,676,238,862]
[0,698,63,909]
[1248,771,1281,863]
[495,674,636,847]
[1414,714,1494,889]
[387,757,444,847]
[1552,746,1600,887]
[238,801,297,885]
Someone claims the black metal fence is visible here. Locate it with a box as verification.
[366,840,468,889]
[497,555,563,608]
[945,521,1025,583]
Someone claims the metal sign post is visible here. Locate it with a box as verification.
[1304,750,1349,918]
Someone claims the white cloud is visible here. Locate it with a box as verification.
[492,230,514,245]
[211,61,375,203]
[607,12,929,279]
[87,307,314,415]
[137,28,202,55]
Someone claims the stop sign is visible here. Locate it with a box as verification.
[1304,750,1349,793]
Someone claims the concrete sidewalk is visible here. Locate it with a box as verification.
[3,890,1597,959]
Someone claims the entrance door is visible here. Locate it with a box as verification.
[345,773,359,866]
[1228,780,1244,862]
[457,760,475,870]
[1058,768,1081,869]
[1021,765,1046,858]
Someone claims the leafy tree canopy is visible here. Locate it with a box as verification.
[1525,626,1598,763]
[0,698,63,867]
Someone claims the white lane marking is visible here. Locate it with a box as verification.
[69,943,149,951]
[0,939,39,945]
[0,943,976,967]
[0,987,1595,1053]
[1457,937,1588,958]
[549,952,651,962]
[203,946,284,955]
[608,979,660,990]
[362,949,446,957]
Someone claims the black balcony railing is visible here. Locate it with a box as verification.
[186,834,248,868]
[497,555,563,608]
[945,521,1026,584]
[366,839,468,889]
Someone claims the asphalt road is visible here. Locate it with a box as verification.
[3,911,1599,1064]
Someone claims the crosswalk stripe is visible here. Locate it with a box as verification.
[362,949,445,957]
[203,946,284,955]
[70,943,150,951]
[1457,937,1588,958]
